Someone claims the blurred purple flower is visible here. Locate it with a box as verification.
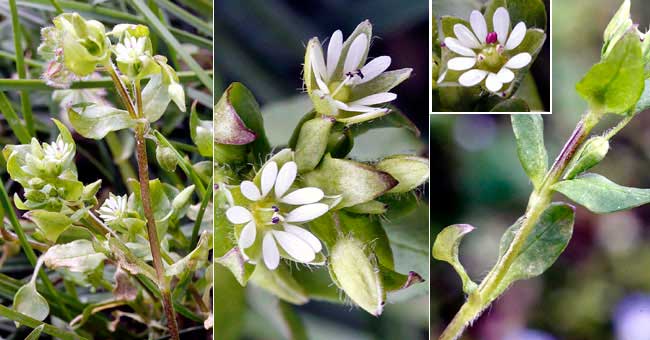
[614,294,650,340]
[503,329,556,340]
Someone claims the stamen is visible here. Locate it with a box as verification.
[486,32,498,44]
[271,205,279,212]
[271,217,280,224]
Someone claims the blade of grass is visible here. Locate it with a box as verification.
[154,0,212,37]
[0,165,71,320]
[9,0,35,137]
[16,0,212,49]
[0,305,86,340]
[128,0,213,91]
[0,91,30,144]
[190,176,212,248]
[48,0,63,13]
[0,70,213,90]
[0,51,43,68]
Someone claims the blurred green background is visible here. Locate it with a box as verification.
[215,1,430,339]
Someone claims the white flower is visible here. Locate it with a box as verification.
[225,161,328,270]
[42,138,73,164]
[309,29,397,118]
[114,36,147,65]
[98,194,128,223]
[442,7,532,93]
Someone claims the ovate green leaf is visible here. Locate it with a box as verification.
[24,210,72,242]
[13,282,49,322]
[511,114,548,189]
[553,173,650,213]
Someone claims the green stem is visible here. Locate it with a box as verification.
[9,0,34,137]
[48,0,64,13]
[439,112,602,340]
[0,304,86,340]
[190,176,212,248]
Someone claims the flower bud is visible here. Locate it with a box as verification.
[168,82,186,112]
[294,116,334,172]
[51,13,110,77]
[565,136,609,179]
[602,0,633,58]
[376,155,430,193]
[329,238,385,316]
[155,144,178,172]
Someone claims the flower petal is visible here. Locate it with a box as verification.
[496,68,515,83]
[260,161,278,197]
[285,203,329,223]
[263,233,280,270]
[485,72,503,92]
[348,92,397,106]
[239,220,256,249]
[470,10,488,43]
[284,224,322,253]
[226,206,252,224]
[240,181,261,201]
[274,161,297,198]
[356,56,391,84]
[272,230,316,263]
[458,69,488,87]
[326,30,343,79]
[443,38,476,57]
[453,24,481,49]
[505,22,527,50]
[335,100,385,113]
[504,52,532,69]
[344,34,368,74]
[447,57,477,71]
[280,187,325,205]
[493,7,510,45]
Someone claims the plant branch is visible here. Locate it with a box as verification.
[439,112,602,340]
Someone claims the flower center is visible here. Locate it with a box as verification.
[476,46,505,73]
[328,81,351,102]
[251,200,284,229]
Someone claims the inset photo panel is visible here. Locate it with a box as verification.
[432,0,550,113]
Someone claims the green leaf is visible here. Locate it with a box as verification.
[166,231,211,277]
[213,264,246,340]
[25,324,45,340]
[250,263,308,305]
[490,98,530,112]
[379,264,424,292]
[633,79,650,114]
[68,105,135,139]
[375,155,430,194]
[484,0,547,30]
[552,173,650,214]
[215,248,255,286]
[576,32,644,115]
[277,302,308,340]
[13,282,49,322]
[141,74,170,123]
[302,154,398,208]
[291,266,340,303]
[511,114,548,189]
[24,210,72,242]
[491,203,574,300]
[432,224,477,294]
[42,240,106,273]
[294,117,334,172]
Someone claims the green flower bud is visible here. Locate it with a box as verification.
[375,155,430,193]
[51,13,110,77]
[294,116,334,172]
[602,0,633,58]
[565,136,609,179]
[155,144,178,172]
[329,238,385,316]
[168,82,186,112]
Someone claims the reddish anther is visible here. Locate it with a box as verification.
[486,32,498,44]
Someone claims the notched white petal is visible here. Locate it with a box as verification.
[443,38,476,57]
[344,34,368,74]
[485,72,503,92]
[285,203,329,223]
[505,22,527,50]
[280,187,325,205]
[493,7,510,45]
[505,52,532,69]
[284,224,323,253]
[263,233,280,270]
[226,206,253,224]
[470,10,488,43]
[447,57,477,71]
[453,24,481,49]
[261,161,278,197]
[327,30,344,79]
[274,161,297,198]
[272,230,316,263]
[356,56,391,84]
[458,69,488,87]
[240,181,261,201]
[239,220,257,249]
[496,68,515,83]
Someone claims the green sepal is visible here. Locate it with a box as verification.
[249,263,308,305]
[375,155,430,194]
[294,116,335,172]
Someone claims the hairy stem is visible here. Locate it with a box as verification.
[439,112,601,340]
